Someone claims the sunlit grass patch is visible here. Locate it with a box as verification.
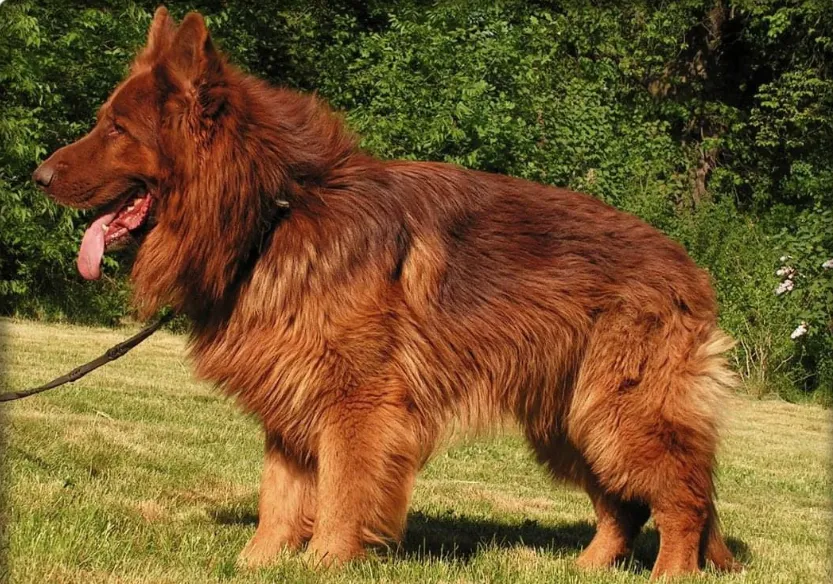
[1,318,831,583]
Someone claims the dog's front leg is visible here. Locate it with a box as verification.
[304,394,419,566]
[238,432,316,568]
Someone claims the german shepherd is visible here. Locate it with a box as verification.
[34,7,740,578]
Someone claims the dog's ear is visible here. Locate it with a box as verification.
[133,6,175,70]
[164,12,221,89]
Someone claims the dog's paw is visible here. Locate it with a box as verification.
[302,538,364,569]
[237,532,295,569]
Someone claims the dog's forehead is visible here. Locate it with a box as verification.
[104,71,158,118]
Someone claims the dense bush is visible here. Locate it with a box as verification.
[1,1,830,401]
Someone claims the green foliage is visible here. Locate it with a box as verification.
[0,1,147,324]
[1,0,830,399]
[317,2,691,224]
[771,208,833,396]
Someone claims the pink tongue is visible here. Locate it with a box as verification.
[77,211,118,280]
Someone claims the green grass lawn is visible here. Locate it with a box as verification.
[1,318,830,583]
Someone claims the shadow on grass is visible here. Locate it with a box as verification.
[400,510,592,559]
[210,505,749,573]
[211,505,257,526]
[401,512,749,573]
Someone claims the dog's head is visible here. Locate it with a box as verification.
[33,7,226,282]
[35,7,357,319]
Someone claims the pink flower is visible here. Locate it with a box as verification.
[790,322,808,340]
[775,279,794,295]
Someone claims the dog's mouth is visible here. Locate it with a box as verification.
[77,189,154,280]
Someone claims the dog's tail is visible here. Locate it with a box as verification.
[694,329,742,573]
[703,499,742,571]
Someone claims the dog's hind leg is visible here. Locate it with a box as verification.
[238,432,316,568]
[567,309,737,579]
[646,330,739,579]
[647,449,742,577]
[304,390,420,565]
[530,434,649,569]
[577,486,650,570]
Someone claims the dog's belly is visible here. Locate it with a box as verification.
[188,283,588,464]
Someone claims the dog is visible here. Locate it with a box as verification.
[34,7,740,578]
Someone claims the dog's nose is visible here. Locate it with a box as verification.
[33,162,55,189]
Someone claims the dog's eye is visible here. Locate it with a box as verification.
[110,121,125,136]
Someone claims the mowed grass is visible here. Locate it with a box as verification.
[1,318,830,584]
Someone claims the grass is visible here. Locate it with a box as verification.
[1,318,831,583]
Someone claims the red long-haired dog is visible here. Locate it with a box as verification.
[34,8,740,578]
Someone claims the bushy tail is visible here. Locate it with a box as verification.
[697,329,742,572]
[679,328,739,444]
